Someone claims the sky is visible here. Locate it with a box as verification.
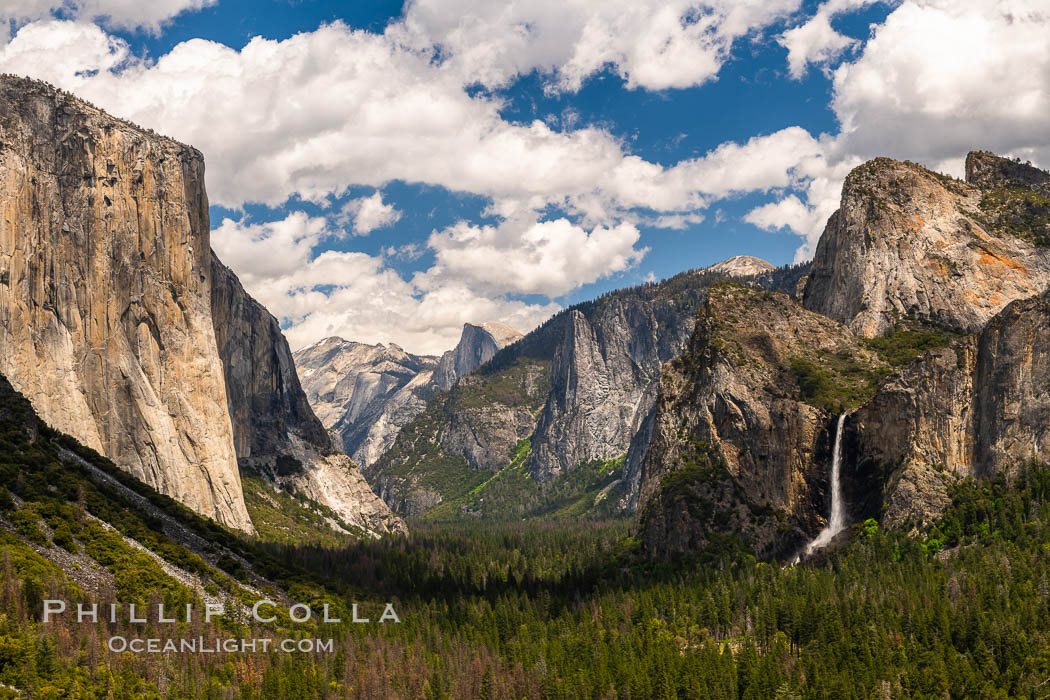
[1,1,1048,355]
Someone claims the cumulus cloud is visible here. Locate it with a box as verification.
[744,152,861,260]
[779,6,858,79]
[830,0,1050,169]
[422,217,646,297]
[0,20,831,223]
[17,2,1044,345]
[395,0,802,91]
[211,212,561,354]
[750,0,1050,259]
[647,213,705,230]
[0,19,736,217]
[0,0,215,32]
[0,17,843,350]
[338,192,402,235]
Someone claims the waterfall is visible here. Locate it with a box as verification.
[804,413,847,556]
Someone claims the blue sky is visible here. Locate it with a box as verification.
[2,0,1047,353]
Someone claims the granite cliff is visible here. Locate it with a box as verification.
[803,156,1050,337]
[638,152,1050,560]
[0,76,402,536]
[0,76,252,531]
[212,257,404,535]
[855,287,1050,528]
[433,322,523,391]
[636,284,887,559]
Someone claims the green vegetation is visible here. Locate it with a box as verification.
[370,358,551,519]
[9,328,1050,697]
[424,439,627,522]
[978,185,1050,247]
[451,360,548,410]
[788,350,886,415]
[10,446,1050,696]
[861,316,960,367]
[787,315,958,413]
[368,391,489,506]
[242,476,366,546]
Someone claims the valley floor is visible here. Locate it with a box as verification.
[3,460,1050,697]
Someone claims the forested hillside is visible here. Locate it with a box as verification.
[4,360,1050,697]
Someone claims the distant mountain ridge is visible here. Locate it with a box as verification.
[294,322,523,470]
[349,258,797,519]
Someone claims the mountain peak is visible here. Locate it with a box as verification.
[705,255,775,277]
[433,321,522,390]
[804,151,1050,337]
[473,321,524,347]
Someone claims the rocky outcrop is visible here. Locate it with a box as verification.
[803,156,1050,337]
[211,257,405,535]
[856,287,1050,527]
[211,254,331,464]
[365,263,806,518]
[637,284,887,559]
[433,322,523,390]
[965,150,1050,192]
[0,76,252,531]
[369,267,725,517]
[293,337,438,467]
[368,355,549,517]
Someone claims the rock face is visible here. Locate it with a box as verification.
[0,76,403,536]
[965,150,1050,192]
[803,156,1050,337]
[526,292,697,483]
[706,255,775,277]
[368,352,550,517]
[632,151,1050,559]
[856,288,1050,527]
[0,76,252,532]
[293,337,438,467]
[211,257,406,535]
[211,254,331,466]
[636,284,887,559]
[293,322,521,471]
[433,322,523,391]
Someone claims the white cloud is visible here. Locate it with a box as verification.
[0,17,845,350]
[779,8,855,79]
[744,153,861,260]
[21,3,1044,341]
[647,213,705,230]
[338,192,402,235]
[830,0,1050,169]
[211,212,560,354]
[211,212,329,293]
[750,0,1050,259]
[0,0,215,32]
[0,20,704,217]
[394,0,803,92]
[422,217,647,298]
[0,21,832,224]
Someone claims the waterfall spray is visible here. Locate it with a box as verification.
[804,413,847,556]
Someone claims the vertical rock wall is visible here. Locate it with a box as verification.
[0,76,252,531]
